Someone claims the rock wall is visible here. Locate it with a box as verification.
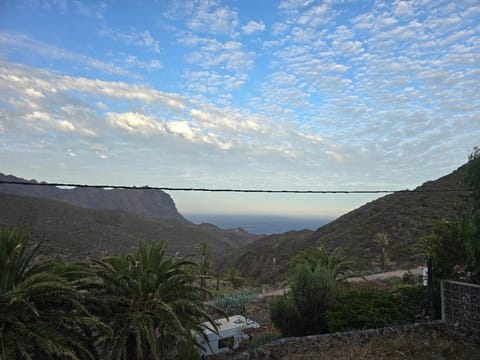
[214,321,448,359]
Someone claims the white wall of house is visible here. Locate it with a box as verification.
[196,315,260,357]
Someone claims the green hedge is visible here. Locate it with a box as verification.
[327,285,427,332]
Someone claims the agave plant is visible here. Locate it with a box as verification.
[0,227,108,360]
[91,241,219,360]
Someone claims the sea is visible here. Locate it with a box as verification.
[184,214,334,235]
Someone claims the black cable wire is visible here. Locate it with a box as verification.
[0,180,471,194]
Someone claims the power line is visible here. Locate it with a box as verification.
[0,180,471,194]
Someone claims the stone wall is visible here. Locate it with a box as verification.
[213,321,447,359]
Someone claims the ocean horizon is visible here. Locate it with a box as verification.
[185,213,334,235]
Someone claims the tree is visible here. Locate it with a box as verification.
[196,241,212,299]
[91,241,218,359]
[463,147,480,280]
[465,146,480,208]
[291,246,352,282]
[373,232,392,272]
[0,227,107,359]
[270,260,337,337]
[225,266,244,289]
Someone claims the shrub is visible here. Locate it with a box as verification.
[327,287,401,332]
[396,285,428,322]
[270,294,303,337]
[248,332,280,350]
[270,263,336,336]
[327,284,428,332]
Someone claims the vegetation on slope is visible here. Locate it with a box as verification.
[0,192,258,260]
[0,172,187,222]
[223,164,471,283]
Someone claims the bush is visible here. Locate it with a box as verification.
[270,294,303,337]
[396,285,428,322]
[327,284,428,332]
[270,263,336,336]
[327,287,401,332]
[248,332,280,350]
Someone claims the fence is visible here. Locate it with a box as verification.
[441,280,480,333]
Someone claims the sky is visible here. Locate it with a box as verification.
[0,0,479,218]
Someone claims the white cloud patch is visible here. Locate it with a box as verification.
[100,28,161,53]
[394,1,414,17]
[242,21,266,35]
[183,70,247,94]
[0,61,335,163]
[23,111,75,132]
[123,55,163,71]
[166,121,196,140]
[187,3,239,35]
[106,112,165,135]
[0,32,131,77]
[180,35,254,72]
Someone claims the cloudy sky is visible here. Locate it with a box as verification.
[0,0,479,218]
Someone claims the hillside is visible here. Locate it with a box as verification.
[0,192,258,260]
[0,173,187,222]
[222,165,471,283]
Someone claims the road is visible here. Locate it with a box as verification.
[346,267,423,282]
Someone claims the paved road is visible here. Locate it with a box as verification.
[258,268,424,298]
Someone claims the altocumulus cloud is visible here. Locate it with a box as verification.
[0,61,326,160]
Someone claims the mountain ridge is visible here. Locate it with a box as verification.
[221,165,471,283]
[0,172,187,223]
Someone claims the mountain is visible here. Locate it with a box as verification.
[0,173,187,222]
[221,165,471,283]
[0,192,258,260]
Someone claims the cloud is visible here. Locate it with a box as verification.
[179,35,255,73]
[0,32,131,77]
[182,70,247,94]
[186,3,239,35]
[19,0,107,19]
[23,111,76,132]
[123,55,163,71]
[2,0,480,195]
[100,28,161,53]
[0,62,185,139]
[72,0,107,19]
[279,0,315,11]
[166,121,196,140]
[106,112,165,135]
[394,1,413,17]
[298,4,329,26]
[242,21,266,35]
[0,61,330,161]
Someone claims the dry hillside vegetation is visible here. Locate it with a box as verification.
[222,165,471,283]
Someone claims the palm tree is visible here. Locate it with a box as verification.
[415,234,439,260]
[196,241,213,299]
[0,227,107,360]
[291,246,352,282]
[91,241,219,360]
[374,232,392,272]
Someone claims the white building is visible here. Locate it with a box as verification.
[196,315,260,357]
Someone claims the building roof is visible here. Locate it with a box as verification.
[201,315,259,335]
